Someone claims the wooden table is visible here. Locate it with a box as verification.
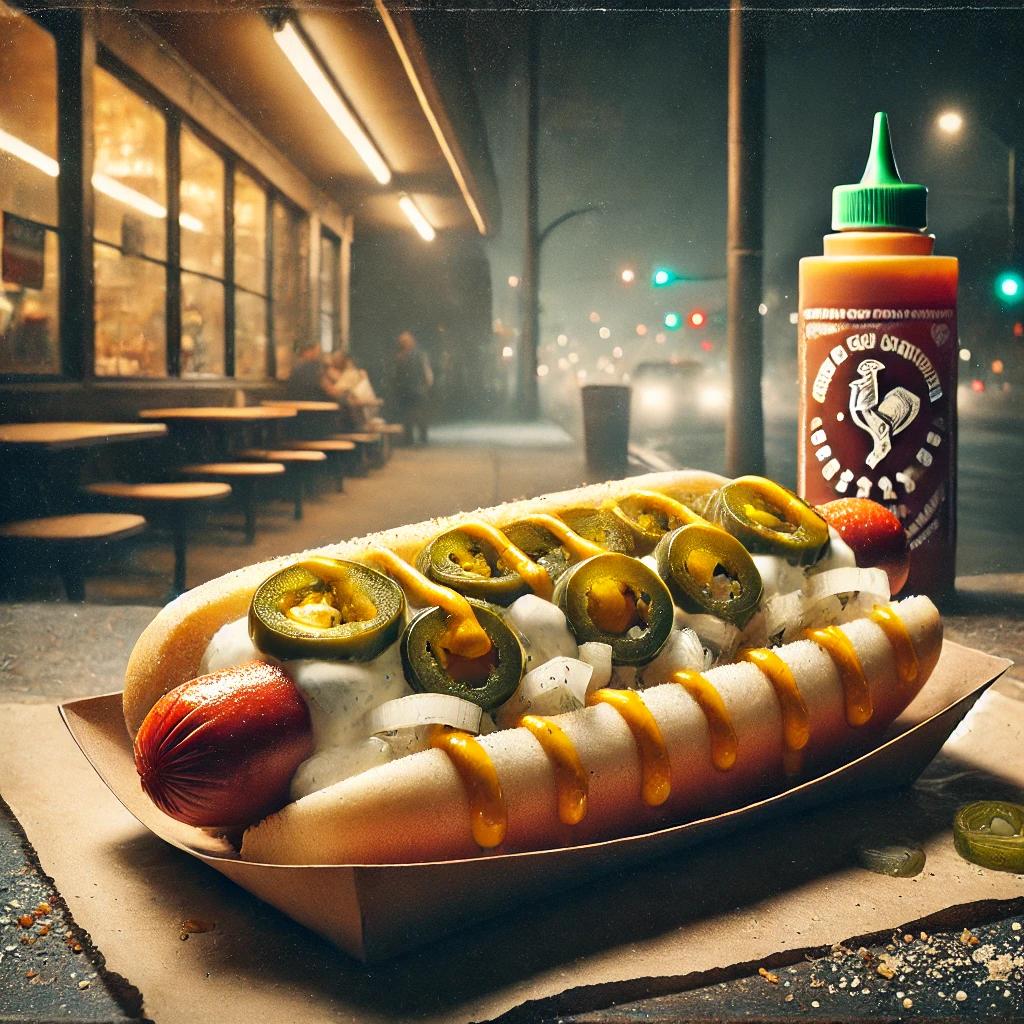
[138,406,297,462]
[0,422,170,521]
[0,421,167,451]
[259,399,340,412]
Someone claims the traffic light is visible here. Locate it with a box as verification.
[653,267,676,287]
[687,309,707,329]
[995,271,1024,303]
[663,311,682,330]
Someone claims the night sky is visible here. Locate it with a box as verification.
[463,2,1024,412]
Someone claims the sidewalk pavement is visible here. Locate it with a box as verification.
[38,421,642,606]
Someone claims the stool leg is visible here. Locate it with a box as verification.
[60,567,86,602]
[294,473,304,520]
[172,525,188,596]
[242,480,256,544]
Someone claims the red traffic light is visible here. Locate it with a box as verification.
[687,309,706,329]
[699,339,714,352]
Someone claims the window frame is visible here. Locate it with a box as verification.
[0,3,63,381]
[318,225,341,354]
[88,49,288,382]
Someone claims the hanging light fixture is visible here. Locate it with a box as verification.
[398,194,436,242]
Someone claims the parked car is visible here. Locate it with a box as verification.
[630,359,727,437]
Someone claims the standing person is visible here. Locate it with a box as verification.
[392,330,433,445]
[287,341,328,401]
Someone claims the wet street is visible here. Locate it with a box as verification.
[649,403,1024,578]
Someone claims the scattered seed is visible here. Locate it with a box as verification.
[877,962,896,979]
[784,993,794,1002]
[758,967,779,984]
[903,933,914,944]
[78,980,90,990]
[903,997,913,1009]
[955,990,967,1001]
[25,969,37,979]
[811,1000,820,1008]
[17,915,34,928]
[180,918,215,935]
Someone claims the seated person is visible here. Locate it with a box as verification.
[286,342,328,401]
[323,352,381,428]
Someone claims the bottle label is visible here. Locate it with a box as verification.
[799,308,957,580]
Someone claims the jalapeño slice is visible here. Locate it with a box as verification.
[553,553,673,666]
[417,528,532,605]
[249,557,405,661]
[655,523,763,627]
[401,598,525,711]
[709,476,829,563]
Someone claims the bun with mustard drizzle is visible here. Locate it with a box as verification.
[122,470,942,863]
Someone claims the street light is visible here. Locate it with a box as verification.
[621,268,636,284]
[934,109,1021,260]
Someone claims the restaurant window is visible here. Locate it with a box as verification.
[233,168,268,379]
[92,65,167,377]
[180,126,225,376]
[319,229,340,353]
[0,4,60,375]
[271,199,309,380]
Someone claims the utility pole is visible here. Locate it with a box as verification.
[725,0,766,475]
[518,14,541,420]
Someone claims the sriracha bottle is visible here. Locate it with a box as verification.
[798,112,959,598]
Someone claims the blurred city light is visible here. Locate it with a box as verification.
[789,312,799,325]
[698,384,728,413]
[612,346,623,358]
[757,302,768,316]
[687,309,706,329]
[636,323,648,336]
[700,339,714,352]
[501,345,514,359]
[993,359,1005,374]
[508,275,520,288]
[996,271,1024,302]
[655,332,667,344]
[653,267,674,287]
[621,268,636,284]
[589,311,601,323]
[599,326,611,339]
[1015,322,1024,337]
[537,364,549,377]
[937,110,964,135]
[664,312,682,329]
[557,333,568,346]
[568,351,580,364]
[960,348,972,361]
[971,379,986,392]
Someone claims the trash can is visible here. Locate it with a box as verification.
[581,384,631,477]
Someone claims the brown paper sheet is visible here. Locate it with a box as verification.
[1,641,1021,1023]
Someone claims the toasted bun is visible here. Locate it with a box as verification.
[239,594,942,865]
[123,469,727,734]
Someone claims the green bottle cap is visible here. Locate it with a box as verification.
[832,112,928,230]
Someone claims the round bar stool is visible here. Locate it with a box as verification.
[0,513,147,601]
[179,462,286,543]
[85,481,231,596]
[279,439,356,492]
[330,432,384,473]
[235,449,327,519]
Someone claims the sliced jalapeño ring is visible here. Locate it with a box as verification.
[417,528,534,605]
[249,557,405,661]
[655,523,763,627]
[710,476,830,563]
[401,598,525,711]
[553,552,674,666]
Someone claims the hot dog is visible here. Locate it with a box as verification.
[123,470,941,865]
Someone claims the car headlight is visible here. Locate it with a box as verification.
[698,384,728,413]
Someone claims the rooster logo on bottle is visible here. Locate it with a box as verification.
[848,359,920,468]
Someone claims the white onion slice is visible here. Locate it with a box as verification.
[640,627,706,687]
[366,692,483,737]
[577,642,613,691]
[495,656,592,729]
[801,566,890,603]
[675,610,741,655]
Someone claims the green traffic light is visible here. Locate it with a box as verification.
[664,311,681,329]
[996,271,1024,303]
[653,267,674,287]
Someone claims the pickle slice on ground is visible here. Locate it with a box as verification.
[553,553,673,666]
[953,800,1024,873]
[401,598,525,711]
[655,523,763,627]
[249,558,405,661]
[709,476,829,563]
[417,529,530,605]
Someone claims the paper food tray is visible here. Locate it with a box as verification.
[60,639,1010,962]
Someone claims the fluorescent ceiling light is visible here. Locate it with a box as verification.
[1,127,203,232]
[0,127,59,177]
[273,20,392,186]
[399,195,435,241]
